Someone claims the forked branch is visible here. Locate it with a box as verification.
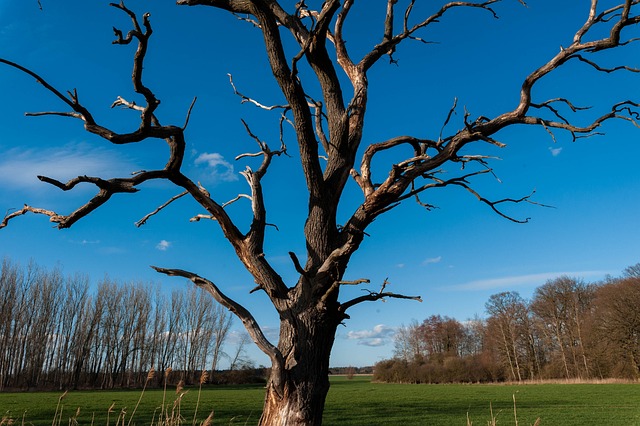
[339,278,422,318]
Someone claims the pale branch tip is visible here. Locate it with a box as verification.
[232,12,262,28]
[221,194,252,209]
[228,73,289,111]
[190,214,214,222]
[110,96,145,113]
[338,278,371,286]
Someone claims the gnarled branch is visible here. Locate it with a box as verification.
[339,278,422,318]
[152,266,285,394]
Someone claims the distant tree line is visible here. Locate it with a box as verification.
[375,264,640,383]
[0,258,241,391]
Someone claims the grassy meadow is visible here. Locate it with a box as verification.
[1,376,639,425]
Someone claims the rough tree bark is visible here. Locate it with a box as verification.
[2,0,640,424]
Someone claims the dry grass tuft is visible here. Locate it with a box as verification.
[467,394,541,426]
[200,411,214,426]
[0,414,15,426]
[199,371,209,385]
[176,380,184,396]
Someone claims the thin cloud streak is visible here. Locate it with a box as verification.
[445,270,609,291]
[422,256,442,265]
[0,144,138,190]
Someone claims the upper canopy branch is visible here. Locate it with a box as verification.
[0,59,95,123]
[359,1,504,72]
[0,5,251,257]
[236,119,288,254]
[338,0,640,265]
[350,136,439,197]
[110,1,159,128]
[517,0,640,115]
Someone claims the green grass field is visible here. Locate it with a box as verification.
[1,376,639,425]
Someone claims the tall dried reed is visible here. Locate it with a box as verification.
[52,390,67,426]
[128,368,155,426]
[161,368,172,420]
[192,370,209,426]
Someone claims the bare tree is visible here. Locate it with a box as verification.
[179,286,215,382]
[2,0,639,423]
[531,276,595,379]
[228,332,253,371]
[623,263,640,278]
[485,291,538,381]
[393,321,426,362]
[421,315,466,358]
[592,276,640,378]
[209,303,233,373]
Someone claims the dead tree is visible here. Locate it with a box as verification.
[2,1,639,424]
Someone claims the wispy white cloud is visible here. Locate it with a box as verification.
[98,246,127,255]
[422,256,442,265]
[347,324,396,347]
[80,239,100,245]
[549,147,563,157]
[0,144,138,190]
[445,270,609,291]
[156,240,171,251]
[194,152,238,182]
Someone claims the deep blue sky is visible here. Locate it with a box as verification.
[1,0,639,368]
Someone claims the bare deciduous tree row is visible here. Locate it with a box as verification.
[0,258,234,391]
[382,265,640,383]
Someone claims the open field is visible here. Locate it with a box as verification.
[1,376,639,425]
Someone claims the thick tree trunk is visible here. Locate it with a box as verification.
[259,307,338,426]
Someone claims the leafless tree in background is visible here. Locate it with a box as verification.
[0,259,237,389]
[2,0,639,422]
[393,321,426,362]
[229,332,253,371]
[592,276,640,378]
[531,276,595,379]
[485,292,531,381]
[209,303,233,373]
